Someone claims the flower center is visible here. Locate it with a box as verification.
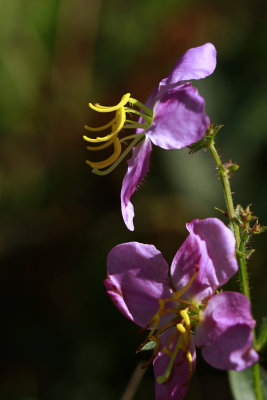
[138,265,200,385]
[83,93,153,175]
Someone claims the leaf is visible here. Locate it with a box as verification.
[257,317,267,350]
[228,366,267,400]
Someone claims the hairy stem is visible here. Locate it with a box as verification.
[208,138,262,400]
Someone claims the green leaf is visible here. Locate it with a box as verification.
[228,366,267,400]
[257,317,267,350]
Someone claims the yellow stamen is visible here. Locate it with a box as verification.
[176,323,186,334]
[85,137,121,169]
[180,309,190,327]
[187,351,192,364]
[186,351,193,382]
[86,138,115,151]
[88,93,131,112]
[83,108,126,143]
[84,93,153,173]
[92,134,145,176]
[84,118,116,132]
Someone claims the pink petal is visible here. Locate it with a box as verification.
[146,83,209,150]
[159,43,217,91]
[104,242,172,328]
[120,136,152,231]
[171,218,238,302]
[194,292,258,371]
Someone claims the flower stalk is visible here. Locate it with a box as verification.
[207,133,263,400]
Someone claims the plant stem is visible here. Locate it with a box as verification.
[208,141,240,245]
[252,363,263,400]
[208,138,263,400]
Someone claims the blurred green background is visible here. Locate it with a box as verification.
[0,0,266,399]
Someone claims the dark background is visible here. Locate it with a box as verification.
[0,0,266,399]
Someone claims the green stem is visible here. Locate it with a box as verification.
[238,233,251,301]
[209,141,240,246]
[208,139,263,400]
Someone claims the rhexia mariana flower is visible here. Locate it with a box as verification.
[84,43,217,230]
[104,218,258,400]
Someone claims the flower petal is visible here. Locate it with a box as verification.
[145,83,209,150]
[159,43,217,91]
[153,329,196,400]
[120,136,152,231]
[104,242,172,328]
[194,292,258,371]
[171,218,238,302]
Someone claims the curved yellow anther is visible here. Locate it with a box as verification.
[83,108,126,143]
[180,309,190,327]
[176,323,186,334]
[88,93,131,113]
[86,138,115,151]
[84,118,116,132]
[85,137,121,169]
[186,351,193,382]
[187,351,192,364]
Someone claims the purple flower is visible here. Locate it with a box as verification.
[104,218,258,400]
[121,43,217,230]
[84,43,216,231]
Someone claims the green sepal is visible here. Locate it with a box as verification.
[137,340,156,352]
[209,124,224,137]
[188,124,224,154]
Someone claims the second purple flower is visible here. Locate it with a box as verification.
[104,218,258,400]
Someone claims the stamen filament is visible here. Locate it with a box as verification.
[124,107,153,123]
[156,317,180,336]
[124,122,150,129]
[120,134,140,142]
[162,348,173,357]
[128,97,154,117]
[174,298,199,313]
[157,335,183,384]
[165,330,179,354]
[172,266,199,300]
